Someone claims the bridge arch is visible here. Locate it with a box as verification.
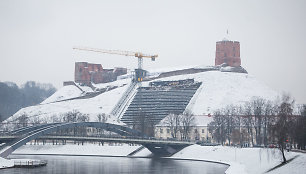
[0,122,146,158]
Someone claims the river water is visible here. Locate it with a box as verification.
[2,155,228,174]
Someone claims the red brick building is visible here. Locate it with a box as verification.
[74,62,127,85]
[215,39,241,67]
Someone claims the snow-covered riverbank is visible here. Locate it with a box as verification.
[1,143,305,174]
[171,145,305,174]
[0,157,14,169]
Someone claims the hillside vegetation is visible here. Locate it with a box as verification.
[0,81,56,121]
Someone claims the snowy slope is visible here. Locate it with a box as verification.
[144,71,279,115]
[7,81,131,124]
[41,85,84,104]
[171,145,301,174]
[6,69,280,124]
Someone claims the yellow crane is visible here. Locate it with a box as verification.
[73,46,158,70]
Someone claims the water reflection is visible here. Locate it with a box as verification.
[2,155,228,174]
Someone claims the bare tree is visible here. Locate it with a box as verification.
[224,105,237,145]
[62,110,89,136]
[208,109,226,145]
[274,94,294,163]
[180,110,195,140]
[63,110,89,123]
[77,113,89,122]
[96,113,108,123]
[252,98,266,145]
[31,116,42,126]
[262,100,276,146]
[294,105,306,150]
[242,101,255,146]
[51,114,62,123]
[95,113,108,136]
[164,113,181,139]
[16,113,29,128]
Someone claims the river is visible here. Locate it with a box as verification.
[2,155,228,174]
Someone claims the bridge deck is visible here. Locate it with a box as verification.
[0,135,194,146]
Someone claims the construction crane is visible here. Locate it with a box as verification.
[73,47,158,82]
[73,47,158,70]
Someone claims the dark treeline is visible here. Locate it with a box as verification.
[0,81,56,121]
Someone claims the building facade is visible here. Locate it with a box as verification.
[154,115,214,142]
[215,39,241,67]
[74,62,127,86]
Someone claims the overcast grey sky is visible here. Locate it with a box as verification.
[0,0,305,103]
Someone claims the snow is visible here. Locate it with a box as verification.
[145,71,279,115]
[220,66,235,72]
[92,78,130,90]
[268,154,306,174]
[77,85,93,93]
[7,82,131,124]
[193,116,213,126]
[3,143,306,174]
[14,143,142,156]
[171,145,305,174]
[0,157,14,169]
[41,85,84,104]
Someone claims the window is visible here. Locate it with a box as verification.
[167,129,170,134]
[160,128,163,134]
[202,129,205,133]
[194,129,197,133]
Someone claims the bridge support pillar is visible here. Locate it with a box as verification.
[143,144,190,157]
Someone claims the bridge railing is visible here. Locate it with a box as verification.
[0,133,194,144]
[31,134,195,144]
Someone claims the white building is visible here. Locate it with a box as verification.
[154,115,214,142]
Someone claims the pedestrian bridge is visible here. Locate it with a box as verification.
[0,122,193,158]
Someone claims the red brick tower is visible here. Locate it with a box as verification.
[215,39,241,67]
[75,62,103,85]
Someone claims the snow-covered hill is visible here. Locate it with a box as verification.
[41,85,84,104]
[7,80,132,124]
[5,67,280,124]
[149,71,279,115]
